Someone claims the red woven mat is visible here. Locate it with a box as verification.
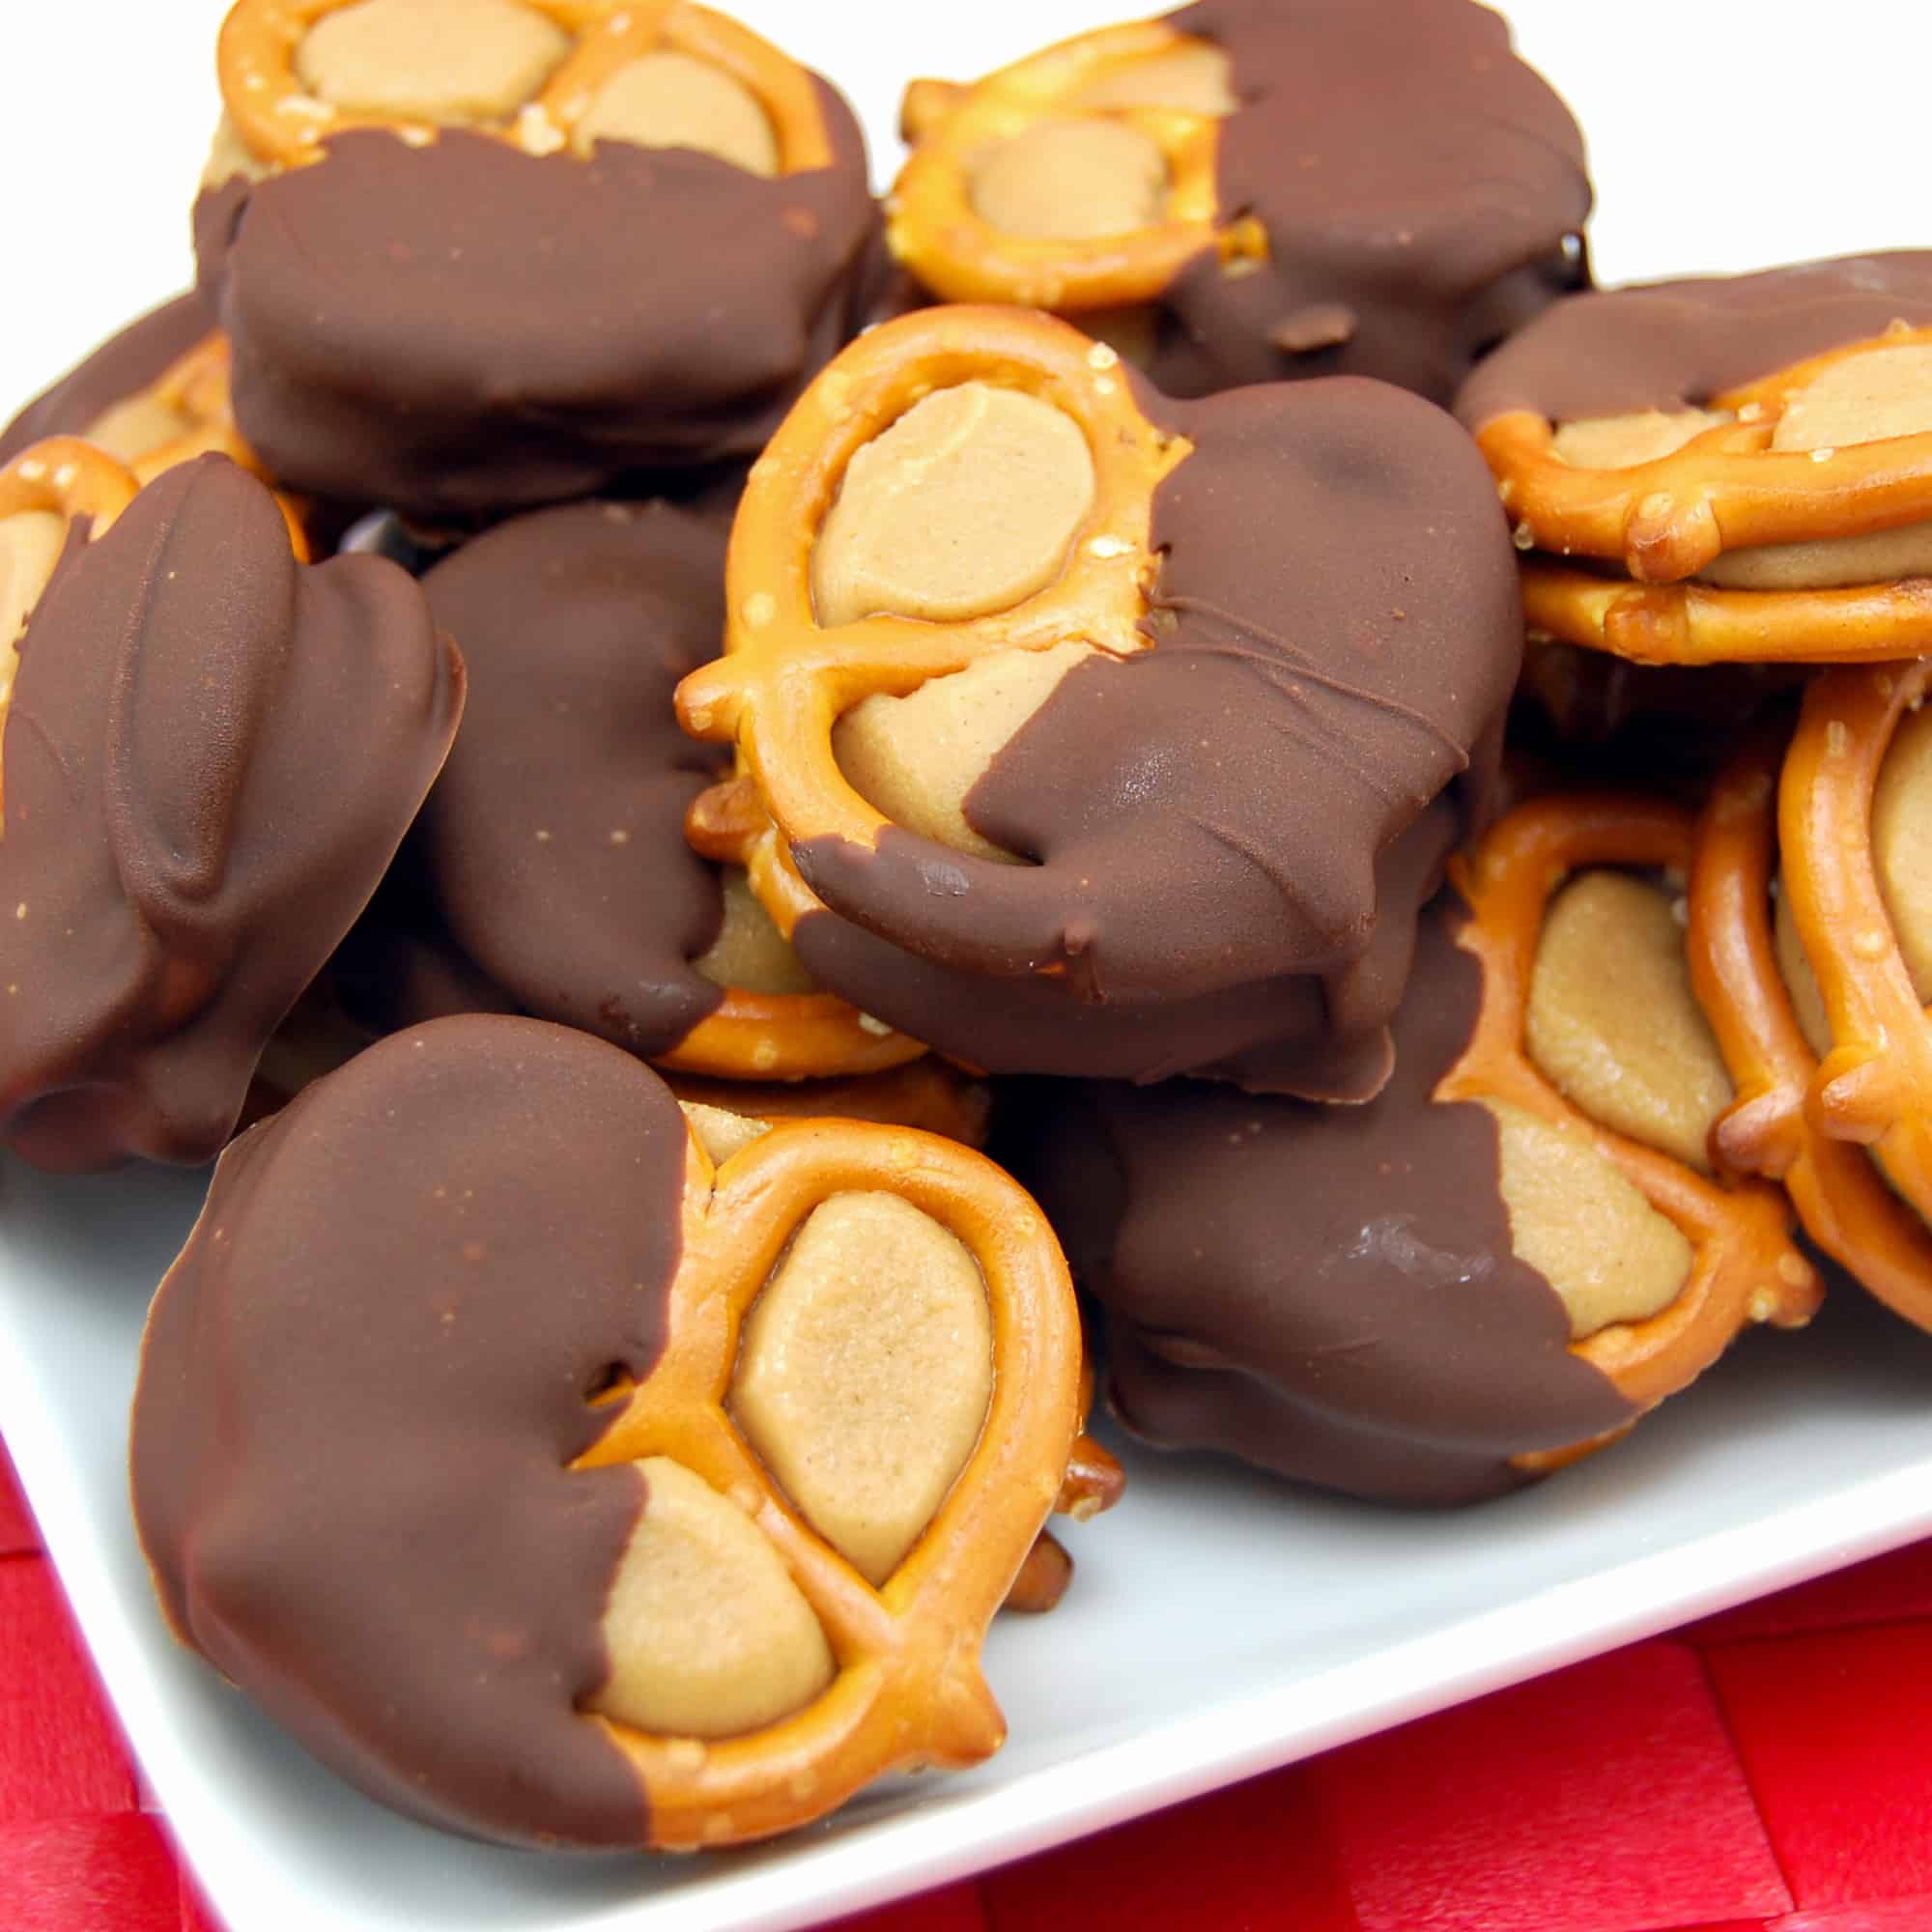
[8,1435,1930,1932]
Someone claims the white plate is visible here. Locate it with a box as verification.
[4,4,1932,1930]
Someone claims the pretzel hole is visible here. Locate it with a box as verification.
[571,51,779,174]
[969,119,1168,242]
[297,0,571,125]
[1484,1100,1692,1340]
[693,869,817,996]
[834,641,1095,863]
[0,509,65,717]
[1549,409,1728,470]
[1068,42,1236,116]
[588,1456,835,1739]
[1526,870,1732,1173]
[729,1192,994,1587]
[681,1099,768,1167]
[811,383,1097,629]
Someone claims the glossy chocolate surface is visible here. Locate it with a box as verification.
[196,80,876,520]
[1009,905,1637,1503]
[415,499,727,1057]
[1458,252,1932,430]
[0,455,461,1169]
[133,1016,691,1846]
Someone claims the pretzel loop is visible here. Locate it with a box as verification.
[218,0,831,171]
[674,305,1190,954]
[1689,724,1932,1332]
[575,1118,1080,1848]
[1445,797,1819,1414]
[1483,325,1932,582]
[886,21,1255,311]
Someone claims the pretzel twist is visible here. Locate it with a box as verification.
[1482,324,1932,584]
[676,304,1190,951]
[0,437,140,537]
[217,0,832,172]
[1689,723,1932,1331]
[885,21,1261,311]
[1779,661,1932,1214]
[1445,797,1820,1416]
[656,982,925,1083]
[579,1117,1081,1848]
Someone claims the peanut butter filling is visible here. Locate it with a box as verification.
[1069,42,1236,116]
[1870,701,1932,1003]
[1485,1099,1693,1340]
[1773,877,1833,1058]
[835,641,1094,863]
[589,1456,834,1739]
[84,393,194,469]
[730,1192,994,1586]
[968,118,1169,242]
[0,509,65,735]
[571,51,779,173]
[1526,870,1732,1172]
[297,0,570,125]
[812,383,1095,629]
[1550,408,1727,471]
[679,1100,769,1168]
[692,868,817,996]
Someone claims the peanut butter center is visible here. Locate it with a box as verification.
[812,383,1095,629]
[1527,870,1732,1172]
[0,510,66,737]
[1870,702,1932,1003]
[1486,1099,1693,1340]
[835,641,1094,862]
[589,1456,834,1739]
[571,50,779,173]
[693,868,817,996]
[969,118,1169,242]
[1773,876,1833,1058]
[680,1100,769,1168]
[84,393,194,468]
[1549,408,1727,470]
[1070,42,1236,115]
[297,0,570,124]
[729,1191,993,1586]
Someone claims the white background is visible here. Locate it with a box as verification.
[1,0,1927,412]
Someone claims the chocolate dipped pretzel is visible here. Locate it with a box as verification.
[195,0,877,519]
[1774,661,1932,1256]
[1689,719,1932,1333]
[678,305,1520,1097]
[133,1015,1090,1848]
[888,0,1589,407]
[1459,253,1932,664]
[1015,805,1817,1504]
[0,448,461,1169]
[412,496,923,1080]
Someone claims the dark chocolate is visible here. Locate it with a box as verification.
[1009,904,1638,1504]
[1457,252,1932,432]
[132,1015,690,1846]
[1143,0,1590,407]
[789,375,1518,1091]
[0,294,212,465]
[196,80,877,521]
[0,455,462,1170]
[415,500,728,1058]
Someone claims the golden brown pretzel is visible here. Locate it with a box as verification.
[676,303,1188,946]
[1519,557,1932,667]
[1484,325,1932,583]
[1446,796,1820,1417]
[656,980,924,1082]
[1689,722,1932,1332]
[886,21,1262,311]
[1779,658,1932,1224]
[217,0,832,172]
[583,1114,1082,1847]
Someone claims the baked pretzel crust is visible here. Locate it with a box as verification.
[217,0,832,172]
[1446,796,1819,1423]
[1690,723,1932,1331]
[1481,324,1932,583]
[579,1117,1082,1848]
[1780,659,1932,1218]
[886,21,1263,311]
[655,982,925,1083]
[676,304,1190,952]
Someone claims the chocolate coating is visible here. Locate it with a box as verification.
[1146,0,1590,406]
[791,376,1518,1091]
[132,1016,691,1846]
[1009,905,1637,1504]
[0,294,212,465]
[196,85,876,520]
[0,455,462,1170]
[1457,252,1932,432]
[415,499,727,1058]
